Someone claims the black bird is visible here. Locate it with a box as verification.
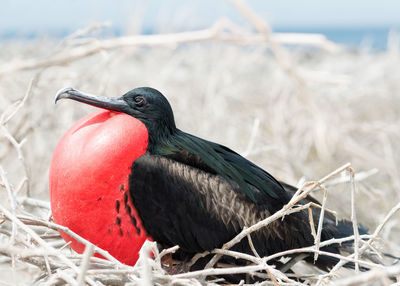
[55,87,367,271]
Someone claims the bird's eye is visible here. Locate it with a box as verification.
[134,96,146,107]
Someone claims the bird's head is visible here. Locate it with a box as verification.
[55,87,177,150]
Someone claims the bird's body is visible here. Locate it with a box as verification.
[129,131,361,269]
[52,87,366,270]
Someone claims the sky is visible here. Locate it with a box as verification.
[1,0,400,35]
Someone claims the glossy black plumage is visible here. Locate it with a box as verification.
[153,129,291,211]
[56,87,368,271]
[129,142,366,270]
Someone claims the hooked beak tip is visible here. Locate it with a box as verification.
[55,87,76,104]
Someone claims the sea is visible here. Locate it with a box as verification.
[274,26,400,51]
[0,26,399,51]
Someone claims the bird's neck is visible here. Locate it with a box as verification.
[136,115,177,154]
[147,128,187,155]
[146,126,178,154]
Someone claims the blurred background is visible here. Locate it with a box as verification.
[1,0,400,49]
[1,0,400,285]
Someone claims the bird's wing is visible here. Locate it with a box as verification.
[155,131,290,212]
[129,153,314,255]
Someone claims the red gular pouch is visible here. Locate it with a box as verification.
[50,110,151,265]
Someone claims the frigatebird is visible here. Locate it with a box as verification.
[54,87,367,271]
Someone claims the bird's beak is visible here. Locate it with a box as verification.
[55,88,129,113]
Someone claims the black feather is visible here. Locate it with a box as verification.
[153,130,290,212]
